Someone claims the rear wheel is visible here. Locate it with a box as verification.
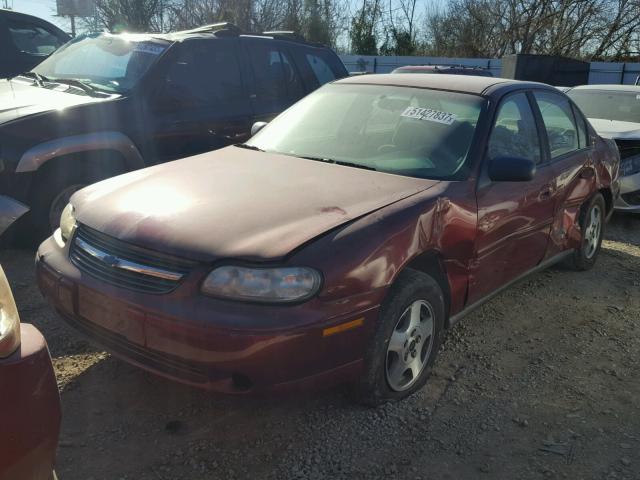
[565,193,605,271]
[353,269,445,406]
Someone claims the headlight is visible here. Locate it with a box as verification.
[59,203,76,242]
[201,266,322,303]
[0,266,21,358]
[620,154,640,177]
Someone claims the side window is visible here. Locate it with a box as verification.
[306,53,336,85]
[279,48,305,100]
[246,41,302,111]
[488,93,541,164]
[572,104,590,149]
[7,20,64,55]
[533,91,579,159]
[164,41,244,107]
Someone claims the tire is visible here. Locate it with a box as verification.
[564,193,606,271]
[24,154,124,246]
[352,269,445,406]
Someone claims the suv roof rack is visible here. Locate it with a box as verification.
[178,22,242,36]
[262,30,306,42]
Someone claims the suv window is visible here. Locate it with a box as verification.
[306,53,336,85]
[7,19,64,55]
[489,93,541,164]
[534,91,579,159]
[244,40,304,113]
[164,41,244,107]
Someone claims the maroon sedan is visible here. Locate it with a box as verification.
[36,74,619,404]
[1,198,61,479]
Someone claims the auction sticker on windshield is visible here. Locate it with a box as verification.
[135,43,167,55]
[401,106,457,125]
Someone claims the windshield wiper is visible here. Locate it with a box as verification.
[49,78,101,96]
[15,71,50,87]
[297,155,377,171]
[234,143,264,152]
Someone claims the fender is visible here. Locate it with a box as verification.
[0,195,29,237]
[15,131,145,173]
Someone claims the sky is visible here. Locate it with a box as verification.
[11,0,71,30]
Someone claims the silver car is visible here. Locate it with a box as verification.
[568,85,640,212]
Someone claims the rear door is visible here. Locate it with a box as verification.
[146,38,252,163]
[240,37,305,123]
[470,91,557,303]
[531,90,596,258]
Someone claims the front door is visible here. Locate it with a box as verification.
[146,39,252,164]
[470,92,557,304]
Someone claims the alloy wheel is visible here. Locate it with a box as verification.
[385,299,435,392]
[583,204,602,259]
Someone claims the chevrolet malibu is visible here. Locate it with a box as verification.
[36,75,619,404]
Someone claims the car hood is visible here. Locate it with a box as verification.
[72,147,437,262]
[588,118,640,140]
[0,78,111,125]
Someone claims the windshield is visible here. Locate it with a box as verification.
[247,84,486,180]
[568,90,640,124]
[32,33,169,93]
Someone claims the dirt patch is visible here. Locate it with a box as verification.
[2,214,639,480]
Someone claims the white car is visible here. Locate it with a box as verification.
[567,85,640,212]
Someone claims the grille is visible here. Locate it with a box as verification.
[70,224,197,294]
[621,190,640,206]
[614,139,640,160]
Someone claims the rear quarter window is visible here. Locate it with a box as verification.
[306,53,336,85]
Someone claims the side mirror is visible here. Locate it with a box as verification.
[488,156,536,182]
[251,122,268,136]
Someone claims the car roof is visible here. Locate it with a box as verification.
[334,73,553,97]
[568,84,640,93]
[147,24,327,47]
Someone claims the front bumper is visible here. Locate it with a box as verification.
[615,170,640,213]
[0,324,61,480]
[36,237,381,394]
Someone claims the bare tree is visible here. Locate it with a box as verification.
[95,0,163,32]
[422,0,640,60]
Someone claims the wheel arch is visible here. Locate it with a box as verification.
[16,131,145,173]
[598,186,613,216]
[396,250,452,326]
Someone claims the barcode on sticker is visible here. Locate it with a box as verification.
[401,107,457,125]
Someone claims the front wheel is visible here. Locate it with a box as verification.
[353,269,445,406]
[565,193,606,271]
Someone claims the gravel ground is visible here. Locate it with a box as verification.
[2,214,639,480]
